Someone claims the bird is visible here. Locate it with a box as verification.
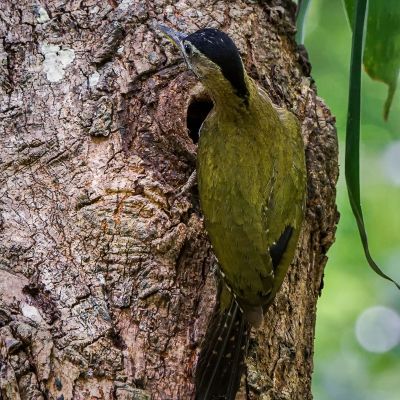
[158,24,307,400]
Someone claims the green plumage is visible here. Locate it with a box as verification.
[197,74,306,321]
[158,24,307,400]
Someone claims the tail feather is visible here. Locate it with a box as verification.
[226,314,249,399]
[203,301,238,399]
[195,297,250,400]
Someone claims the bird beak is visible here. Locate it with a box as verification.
[157,24,187,55]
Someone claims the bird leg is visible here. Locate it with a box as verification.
[175,169,197,198]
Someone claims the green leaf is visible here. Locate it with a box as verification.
[296,0,312,44]
[344,0,400,120]
[345,0,400,289]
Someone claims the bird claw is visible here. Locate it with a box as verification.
[173,170,197,199]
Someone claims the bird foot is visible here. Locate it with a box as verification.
[174,170,197,199]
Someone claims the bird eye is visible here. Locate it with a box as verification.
[184,43,192,56]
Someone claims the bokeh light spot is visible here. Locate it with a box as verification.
[355,306,400,353]
[382,141,400,186]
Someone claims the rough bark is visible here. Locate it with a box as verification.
[0,1,338,399]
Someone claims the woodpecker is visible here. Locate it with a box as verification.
[158,25,307,400]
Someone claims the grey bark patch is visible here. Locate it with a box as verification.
[33,6,50,23]
[92,21,124,65]
[88,97,114,137]
[40,43,75,82]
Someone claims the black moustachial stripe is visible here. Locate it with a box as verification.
[270,226,293,270]
[185,29,249,101]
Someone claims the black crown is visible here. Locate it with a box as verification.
[185,29,249,100]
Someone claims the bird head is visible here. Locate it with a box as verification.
[158,25,249,102]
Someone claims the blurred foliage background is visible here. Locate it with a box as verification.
[303,0,400,399]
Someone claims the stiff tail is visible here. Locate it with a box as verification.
[195,296,250,400]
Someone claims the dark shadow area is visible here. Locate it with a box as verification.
[186,97,213,144]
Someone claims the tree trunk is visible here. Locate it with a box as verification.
[0,1,338,399]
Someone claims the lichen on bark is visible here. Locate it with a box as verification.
[0,1,338,399]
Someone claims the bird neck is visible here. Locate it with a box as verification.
[201,71,251,113]
[203,73,274,119]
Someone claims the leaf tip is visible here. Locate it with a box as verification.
[383,83,397,122]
